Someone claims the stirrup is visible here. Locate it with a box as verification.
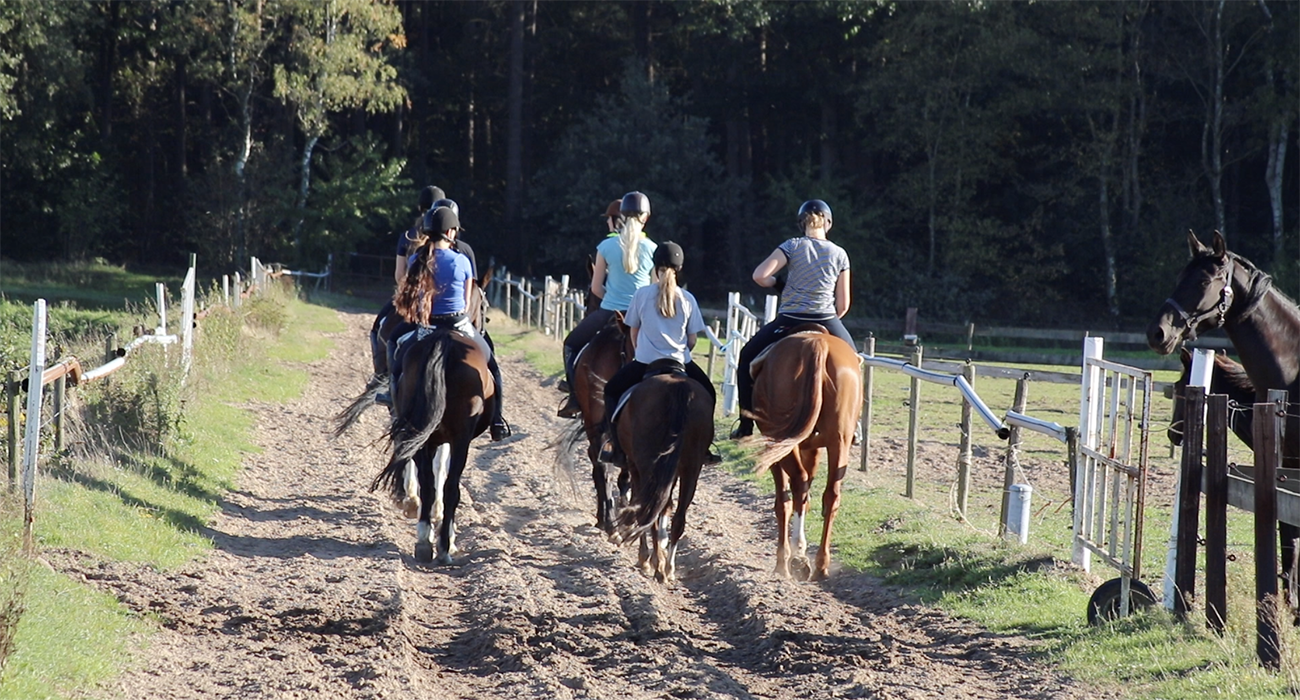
[556,378,570,393]
[490,419,512,442]
[557,397,582,419]
[729,422,753,440]
[704,449,723,465]
[375,392,392,406]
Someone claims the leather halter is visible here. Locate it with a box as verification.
[1162,256,1235,341]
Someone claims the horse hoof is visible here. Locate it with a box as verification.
[401,500,420,520]
[435,552,455,566]
[414,542,434,563]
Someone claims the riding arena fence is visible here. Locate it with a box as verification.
[3,255,275,549]
[485,267,1298,635]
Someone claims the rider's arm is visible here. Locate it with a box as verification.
[835,269,851,318]
[686,332,699,352]
[629,326,639,349]
[590,253,608,298]
[464,277,473,309]
[752,249,787,288]
[394,255,407,286]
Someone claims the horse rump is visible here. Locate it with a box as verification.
[747,335,830,472]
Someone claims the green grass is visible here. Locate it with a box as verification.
[0,278,338,698]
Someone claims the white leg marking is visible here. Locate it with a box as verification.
[416,520,433,546]
[401,459,420,519]
[791,511,808,561]
[432,443,451,526]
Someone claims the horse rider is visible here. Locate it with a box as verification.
[390,205,510,441]
[599,241,721,465]
[556,199,625,395]
[731,199,854,439]
[369,185,443,385]
[557,191,658,418]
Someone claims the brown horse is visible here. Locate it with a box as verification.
[1167,348,1254,448]
[612,365,714,583]
[370,326,495,564]
[746,324,862,580]
[557,314,635,534]
[1148,230,1300,597]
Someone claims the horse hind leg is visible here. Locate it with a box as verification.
[653,511,672,584]
[771,463,793,578]
[431,443,456,557]
[401,459,421,520]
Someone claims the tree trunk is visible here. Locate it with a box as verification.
[505,0,525,230]
[632,1,654,83]
[98,2,120,141]
[293,134,319,264]
[235,81,253,267]
[1266,117,1289,267]
[820,97,836,182]
[1200,0,1227,240]
[176,60,188,178]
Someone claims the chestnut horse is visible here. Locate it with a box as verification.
[370,326,495,563]
[746,324,862,580]
[1148,230,1300,598]
[557,314,635,535]
[1167,348,1254,449]
[612,365,714,583]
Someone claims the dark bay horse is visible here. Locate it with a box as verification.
[1148,230,1300,595]
[612,367,714,583]
[370,327,495,563]
[557,313,635,535]
[1168,348,1254,449]
[745,324,863,581]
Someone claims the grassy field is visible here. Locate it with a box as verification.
[478,311,1300,700]
[0,263,340,699]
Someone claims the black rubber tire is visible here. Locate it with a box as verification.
[1086,577,1157,625]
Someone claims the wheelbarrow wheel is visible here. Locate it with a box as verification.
[1087,577,1157,625]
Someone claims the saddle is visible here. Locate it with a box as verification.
[611,358,687,424]
[750,323,828,378]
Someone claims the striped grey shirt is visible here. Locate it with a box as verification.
[777,237,850,317]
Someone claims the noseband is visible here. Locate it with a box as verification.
[1162,256,1235,341]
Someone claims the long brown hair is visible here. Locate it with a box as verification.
[655,265,681,318]
[394,241,447,325]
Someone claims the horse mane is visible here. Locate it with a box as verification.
[1213,352,1254,397]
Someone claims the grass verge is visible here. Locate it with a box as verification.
[0,285,339,699]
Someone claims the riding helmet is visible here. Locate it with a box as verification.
[430,198,459,217]
[798,199,832,227]
[653,241,684,270]
[419,186,445,211]
[620,191,651,217]
[602,200,622,219]
[422,206,459,236]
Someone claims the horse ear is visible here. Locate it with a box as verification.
[1187,230,1210,257]
[1211,230,1227,257]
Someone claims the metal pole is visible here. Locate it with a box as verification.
[22,300,47,542]
[1000,375,1029,537]
[706,319,720,382]
[859,335,875,473]
[906,345,923,498]
[956,362,974,516]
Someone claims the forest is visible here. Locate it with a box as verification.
[0,0,1296,327]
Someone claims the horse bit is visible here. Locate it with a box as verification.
[1163,256,1235,341]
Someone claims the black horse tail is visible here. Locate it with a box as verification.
[549,420,587,499]
[616,381,693,542]
[332,377,386,438]
[370,333,451,494]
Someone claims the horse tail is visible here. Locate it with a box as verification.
[332,379,385,438]
[370,333,451,495]
[549,420,587,498]
[616,381,694,541]
[750,338,828,473]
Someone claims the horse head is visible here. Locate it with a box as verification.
[1147,231,1241,355]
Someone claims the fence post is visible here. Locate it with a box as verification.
[1254,396,1284,669]
[906,345,923,499]
[504,274,513,321]
[1205,393,1229,635]
[6,370,19,491]
[223,274,230,307]
[859,335,875,473]
[965,321,975,351]
[706,319,720,382]
[156,282,167,335]
[233,272,243,309]
[1174,388,1206,619]
[52,359,66,455]
[22,300,48,543]
[1000,375,1029,537]
[956,362,974,516]
[105,333,117,364]
[1165,348,1213,610]
[1074,337,1104,573]
[763,295,778,323]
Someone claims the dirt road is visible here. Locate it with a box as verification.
[58,309,1109,699]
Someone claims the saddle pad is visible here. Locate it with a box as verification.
[416,317,473,342]
[749,328,827,378]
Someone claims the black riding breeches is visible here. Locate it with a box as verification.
[737,314,854,413]
[564,308,616,355]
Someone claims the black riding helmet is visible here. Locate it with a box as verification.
[653,240,684,270]
[798,199,832,229]
[422,206,460,241]
[620,191,651,217]
[430,198,459,217]
[419,186,446,211]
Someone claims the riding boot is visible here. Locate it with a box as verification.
[598,427,626,467]
[488,359,511,441]
[557,345,582,418]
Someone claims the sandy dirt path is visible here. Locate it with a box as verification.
[55,309,1114,700]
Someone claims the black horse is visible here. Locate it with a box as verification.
[1148,230,1300,597]
[371,326,496,563]
[1167,348,1254,449]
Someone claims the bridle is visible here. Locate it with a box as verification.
[1162,256,1235,342]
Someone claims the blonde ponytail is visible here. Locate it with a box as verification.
[655,266,680,318]
[619,215,645,273]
